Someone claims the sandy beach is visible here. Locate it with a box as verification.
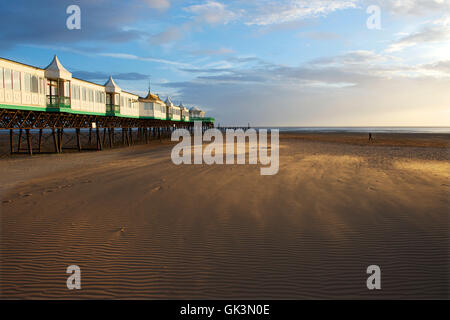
[0,132,448,299]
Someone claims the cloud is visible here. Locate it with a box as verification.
[150,26,185,44]
[421,60,450,73]
[180,67,233,74]
[311,50,391,66]
[386,15,450,52]
[243,0,358,26]
[150,1,239,45]
[162,74,450,126]
[0,0,157,50]
[162,49,450,125]
[143,0,171,11]
[98,52,190,67]
[190,47,235,56]
[72,71,149,81]
[184,1,240,25]
[375,0,450,15]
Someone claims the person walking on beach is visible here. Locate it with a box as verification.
[368,132,373,141]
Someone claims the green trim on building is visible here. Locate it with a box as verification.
[1,104,212,123]
[0,104,48,112]
[191,117,215,123]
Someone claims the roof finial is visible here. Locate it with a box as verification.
[148,77,151,93]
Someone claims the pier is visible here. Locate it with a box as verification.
[0,108,213,155]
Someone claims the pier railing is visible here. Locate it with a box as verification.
[106,104,120,115]
[46,95,71,109]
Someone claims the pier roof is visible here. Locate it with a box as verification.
[45,55,72,80]
[140,90,164,103]
[165,97,174,107]
[104,76,122,93]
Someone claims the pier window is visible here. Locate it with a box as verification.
[88,89,93,102]
[64,81,70,97]
[71,85,80,100]
[95,90,104,103]
[0,68,3,88]
[13,71,21,91]
[4,68,12,90]
[82,87,86,101]
[31,75,39,93]
[39,77,45,95]
[48,79,58,96]
[24,73,31,92]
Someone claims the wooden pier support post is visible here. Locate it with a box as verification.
[89,127,92,145]
[17,129,23,153]
[76,128,82,152]
[57,129,61,153]
[26,129,32,156]
[9,129,14,155]
[96,127,102,150]
[59,128,64,153]
[109,128,113,148]
[129,128,133,145]
[38,129,43,153]
[103,128,107,145]
[52,128,59,153]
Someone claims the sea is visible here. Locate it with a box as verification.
[256,127,450,134]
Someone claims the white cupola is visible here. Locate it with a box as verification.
[45,55,72,80]
[104,76,122,93]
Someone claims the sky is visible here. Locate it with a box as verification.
[0,0,449,126]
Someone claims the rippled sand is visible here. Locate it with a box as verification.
[0,133,448,299]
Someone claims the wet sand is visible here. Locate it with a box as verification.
[0,132,448,299]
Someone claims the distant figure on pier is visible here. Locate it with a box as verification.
[369,132,373,141]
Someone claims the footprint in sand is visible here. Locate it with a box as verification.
[57,184,72,189]
[151,186,162,192]
[2,200,12,204]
